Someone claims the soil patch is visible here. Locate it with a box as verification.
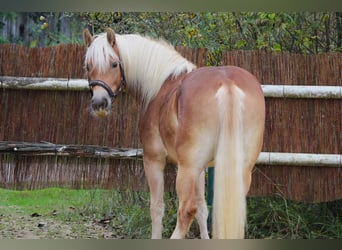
[0,206,119,239]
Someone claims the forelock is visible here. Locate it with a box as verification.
[85,33,118,74]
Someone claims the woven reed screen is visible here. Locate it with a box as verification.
[0,44,341,202]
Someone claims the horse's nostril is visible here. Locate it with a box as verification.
[92,97,108,110]
[103,98,108,108]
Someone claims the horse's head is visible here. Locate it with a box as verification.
[83,28,125,117]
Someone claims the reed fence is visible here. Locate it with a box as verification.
[0,44,341,202]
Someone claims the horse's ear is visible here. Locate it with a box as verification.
[106,28,116,47]
[83,29,93,47]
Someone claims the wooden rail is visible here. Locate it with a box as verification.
[1,76,342,99]
[1,141,341,168]
[0,141,142,159]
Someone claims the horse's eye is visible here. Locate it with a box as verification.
[112,61,118,68]
[86,64,90,71]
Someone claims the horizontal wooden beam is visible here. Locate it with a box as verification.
[1,76,341,99]
[0,141,143,159]
[257,152,342,167]
[0,76,89,91]
[1,141,341,167]
[261,84,342,99]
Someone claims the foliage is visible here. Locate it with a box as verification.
[0,12,16,44]
[0,12,84,47]
[1,12,341,62]
[81,12,342,65]
[29,12,85,47]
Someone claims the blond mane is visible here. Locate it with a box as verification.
[85,32,196,107]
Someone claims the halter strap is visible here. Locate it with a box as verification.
[88,61,126,99]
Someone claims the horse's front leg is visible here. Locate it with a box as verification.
[143,155,166,239]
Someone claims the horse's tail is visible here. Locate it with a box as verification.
[212,84,246,239]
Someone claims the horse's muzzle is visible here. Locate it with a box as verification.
[90,92,112,117]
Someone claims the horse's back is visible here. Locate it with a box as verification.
[180,66,263,97]
[177,65,265,132]
[161,65,265,167]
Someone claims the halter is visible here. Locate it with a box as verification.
[88,61,126,99]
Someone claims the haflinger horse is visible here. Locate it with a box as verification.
[83,28,265,239]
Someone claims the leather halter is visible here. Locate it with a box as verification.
[88,61,126,99]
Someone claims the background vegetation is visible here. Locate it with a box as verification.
[82,12,342,64]
[1,12,341,64]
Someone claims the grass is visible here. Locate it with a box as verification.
[246,197,342,239]
[0,188,93,215]
[0,187,341,239]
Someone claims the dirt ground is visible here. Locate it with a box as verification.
[0,206,119,239]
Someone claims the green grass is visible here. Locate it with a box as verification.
[0,188,93,215]
[246,197,342,239]
[1,187,341,239]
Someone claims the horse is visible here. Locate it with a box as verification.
[83,28,265,239]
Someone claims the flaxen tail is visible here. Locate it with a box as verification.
[212,84,246,239]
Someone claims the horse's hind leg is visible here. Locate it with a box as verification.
[170,165,203,239]
[143,156,166,239]
[195,170,209,239]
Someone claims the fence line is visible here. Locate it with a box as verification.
[1,76,342,99]
[0,44,341,202]
[1,44,341,84]
[1,141,341,168]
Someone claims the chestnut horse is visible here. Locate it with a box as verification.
[83,28,265,239]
